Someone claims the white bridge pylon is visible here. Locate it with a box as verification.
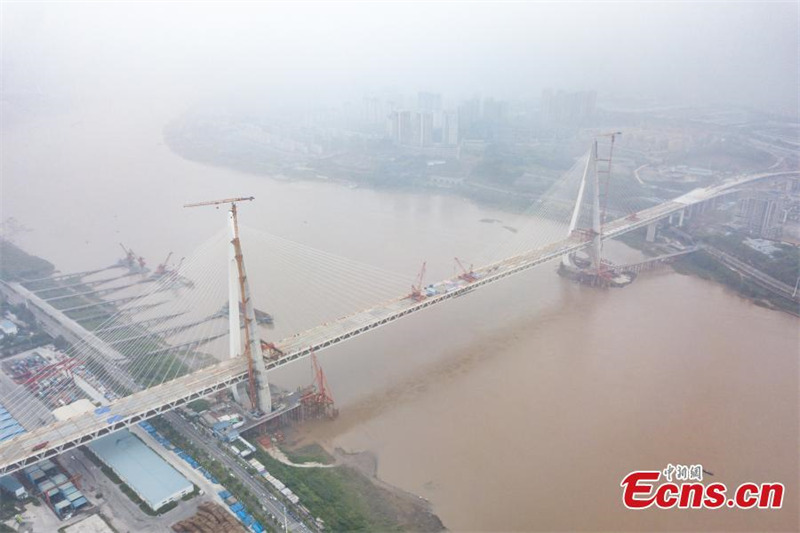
[185,196,273,414]
[228,209,244,404]
[228,202,272,414]
[563,133,620,272]
[0,170,795,477]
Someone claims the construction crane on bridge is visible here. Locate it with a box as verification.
[596,131,622,230]
[409,261,427,301]
[454,257,478,282]
[261,340,284,360]
[1,169,792,476]
[183,196,255,209]
[184,196,272,416]
[594,132,622,279]
[301,348,337,419]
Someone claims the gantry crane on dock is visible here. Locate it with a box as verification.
[153,252,174,277]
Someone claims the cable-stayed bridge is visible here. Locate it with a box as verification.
[0,141,794,475]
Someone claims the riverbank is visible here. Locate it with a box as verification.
[0,242,445,531]
[0,239,55,281]
[162,118,552,214]
[618,227,800,315]
[253,438,445,532]
[330,446,445,532]
[672,250,800,315]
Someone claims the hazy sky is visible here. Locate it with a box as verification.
[2,1,798,115]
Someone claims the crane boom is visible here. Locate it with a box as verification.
[183,196,254,208]
[183,195,272,413]
[409,261,427,301]
[454,257,477,281]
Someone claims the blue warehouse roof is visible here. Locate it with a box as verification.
[89,430,191,510]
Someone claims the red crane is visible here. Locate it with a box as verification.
[312,349,333,406]
[118,243,136,267]
[596,132,621,233]
[409,261,427,301]
[260,340,284,359]
[21,358,79,387]
[154,252,174,276]
[454,257,478,282]
[301,348,337,418]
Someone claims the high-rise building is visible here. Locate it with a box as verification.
[410,111,433,146]
[362,96,383,126]
[418,92,442,112]
[482,98,508,124]
[388,110,414,145]
[399,110,413,145]
[737,191,785,239]
[457,98,481,139]
[442,111,459,145]
[540,89,596,124]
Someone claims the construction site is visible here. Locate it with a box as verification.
[555,133,699,287]
[0,210,340,443]
[0,200,341,533]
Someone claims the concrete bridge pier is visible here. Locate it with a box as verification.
[646,222,658,242]
[668,208,686,227]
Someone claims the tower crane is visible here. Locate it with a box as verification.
[596,131,622,230]
[184,196,272,415]
[183,196,254,209]
[301,348,337,419]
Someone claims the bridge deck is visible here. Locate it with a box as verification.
[0,170,795,475]
[0,358,248,475]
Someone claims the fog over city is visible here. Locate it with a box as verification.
[0,2,798,532]
[3,2,798,115]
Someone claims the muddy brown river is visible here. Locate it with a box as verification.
[3,102,797,531]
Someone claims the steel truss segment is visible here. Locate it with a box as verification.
[0,367,248,476]
[266,240,590,371]
[263,176,773,372]
[2,170,793,477]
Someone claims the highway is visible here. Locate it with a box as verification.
[0,281,127,364]
[165,412,312,533]
[701,245,800,303]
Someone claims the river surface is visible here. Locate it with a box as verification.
[2,101,797,531]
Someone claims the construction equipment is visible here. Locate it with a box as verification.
[596,132,622,231]
[118,243,147,273]
[595,132,622,277]
[409,261,427,301]
[153,252,174,277]
[184,196,271,415]
[260,341,284,359]
[161,257,195,289]
[21,358,79,387]
[117,243,136,268]
[454,257,478,282]
[300,348,337,419]
[183,196,255,209]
